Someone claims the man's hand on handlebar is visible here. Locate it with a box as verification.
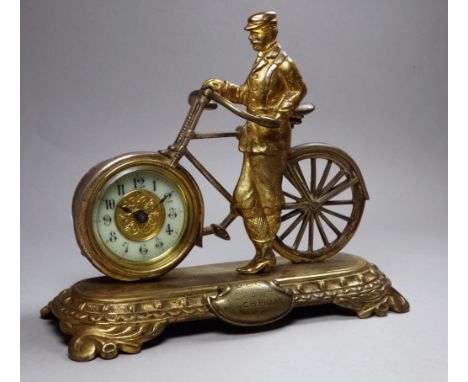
[202,78,224,93]
[195,85,281,129]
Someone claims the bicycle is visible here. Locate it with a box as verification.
[73,87,369,280]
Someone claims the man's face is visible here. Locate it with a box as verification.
[248,27,274,51]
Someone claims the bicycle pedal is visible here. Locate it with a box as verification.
[211,224,230,240]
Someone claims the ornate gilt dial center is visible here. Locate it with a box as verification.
[115,189,165,242]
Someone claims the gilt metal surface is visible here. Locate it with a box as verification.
[202,11,308,274]
[42,253,409,362]
[115,189,165,242]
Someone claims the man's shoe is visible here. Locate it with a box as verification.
[236,252,276,275]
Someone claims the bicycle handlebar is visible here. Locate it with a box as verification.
[196,88,281,129]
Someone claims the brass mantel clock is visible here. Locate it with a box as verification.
[42,11,409,362]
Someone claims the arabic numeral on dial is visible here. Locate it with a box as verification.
[168,208,177,219]
[139,244,148,255]
[102,214,112,225]
[108,231,118,242]
[117,183,125,196]
[166,224,174,235]
[165,192,173,203]
[153,180,157,191]
[133,176,145,189]
[105,199,116,210]
[154,238,163,248]
[122,241,129,253]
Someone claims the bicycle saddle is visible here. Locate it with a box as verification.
[290,103,315,126]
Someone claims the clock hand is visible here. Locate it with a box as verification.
[121,205,149,223]
[120,205,133,214]
[120,190,170,223]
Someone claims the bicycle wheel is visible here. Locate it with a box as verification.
[73,152,204,280]
[273,143,369,262]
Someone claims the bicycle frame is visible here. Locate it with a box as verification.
[161,88,316,241]
[163,89,261,240]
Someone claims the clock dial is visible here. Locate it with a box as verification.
[92,170,186,263]
[73,153,203,280]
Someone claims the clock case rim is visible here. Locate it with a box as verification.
[72,151,204,281]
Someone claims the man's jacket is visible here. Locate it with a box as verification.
[220,42,307,154]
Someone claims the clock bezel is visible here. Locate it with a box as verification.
[73,152,204,281]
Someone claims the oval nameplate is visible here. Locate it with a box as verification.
[208,281,293,326]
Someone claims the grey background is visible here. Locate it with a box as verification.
[21,0,447,381]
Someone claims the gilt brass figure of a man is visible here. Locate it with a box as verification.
[203,11,307,274]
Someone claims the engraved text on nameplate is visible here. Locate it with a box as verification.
[208,281,293,326]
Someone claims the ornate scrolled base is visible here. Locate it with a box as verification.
[67,322,167,361]
[42,253,409,361]
[41,300,168,361]
[334,286,409,318]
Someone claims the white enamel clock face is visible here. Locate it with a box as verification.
[92,169,186,263]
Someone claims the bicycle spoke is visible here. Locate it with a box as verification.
[324,200,354,205]
[321,169,345,196]
[283,200,308,210]
[281,209,301,222]
[319,177,359,203]
[288,163,310,197]
[293,212,309,250]
[282,202,302,209]
[283,191,301,201]
[279,212,304,240]
[320,206,351,222]
[284,168,303,194]
[285,164,312,201]
[293,162,309,193]
[308,213,314,252]
[315,214,330,247]
[318,210,342,236]
[316,160,332,195]
[310,158,316,196]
